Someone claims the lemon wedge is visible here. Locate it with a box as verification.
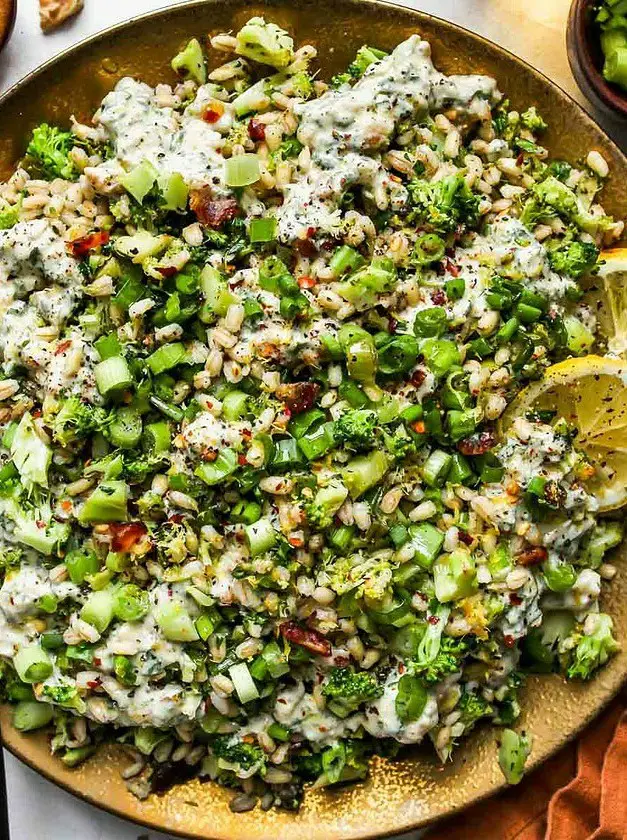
[500,356,627,511]
[584,248,627,356]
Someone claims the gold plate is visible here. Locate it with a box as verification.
[1,1,626,837]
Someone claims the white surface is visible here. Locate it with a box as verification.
[1,1,624,839]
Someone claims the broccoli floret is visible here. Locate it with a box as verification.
[303,479,349,530]
[0,202,18,230]
[520,106,547,133]
[52,397,110,446]
[330,45,388,88]
[579,521,623,568]
[419,637,468,683]
[211,735,266,772]
[171,38,207,85]
[381,426,417,462]
[567,613,620,680]
[407,173,480,234]
[41,682,86,712]
[235,17,294,68]
[287,72,314,100]
[322,667,383,715]
[521,175,615,236]
[547,238,598,278]
[122,453,168,484]
[457,688,494,731]
[268,136,304,171]
[26,123,75,180]
[335,409,377,451]
[548,160,572,182]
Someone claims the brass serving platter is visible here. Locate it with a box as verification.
[1,1,626,837]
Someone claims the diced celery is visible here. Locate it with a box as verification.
[195,448,238,485]
[249,217,277,242]
[120,159,158,204]
[156,602,200,642]
[200,265,238,317]
[222,390,249,421]
[261,640,290,677]
[171,37,207,84]
[159,172,189,210]
[80,589,115,633]
[422,449,452,487]
[228,662,260,703]
[65,549,101,584]
[78,480,129,524]
[94,355,133,397]
[245,517,277,556]
[407,523,444,570]
[94,333,122,361]
[433,549,478,602]
[297,422,336,460]
[342,450,389,499]
[232,79,271,116]
[224,153,260,187]
[13,645,53,683]
[146,342,187,375]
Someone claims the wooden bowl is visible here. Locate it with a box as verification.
[0,2,626,839]
[567,0,627,117]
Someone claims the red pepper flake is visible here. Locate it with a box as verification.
[279,620,331,657]
[509,593,523,605]
[238,454,248,466]
[297,275,316,289]
[517,546,548,567]
[275,382,320,414]
[412,420,426,434]
[427,614,440,625]
[61,500,72,512]
[247,118,266,142]
[201,449,218,462]
[432,288,447,305]
[503,634,516,648]
[444,257,460,277]
[68,230,110,258]
[87,680,101,689]
[410,368,427,388]
[458,429,497,456]
[288,535,304,548]
[516,152,525,167]
[109,522,148,553]
[190,188,239,228]
[458,531,473,546]
[241,428,252,438]
[54,340,72,356]
[388,318,398,334]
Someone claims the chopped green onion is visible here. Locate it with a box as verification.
[13,645,53,683]
[414,307,448,338]
[113,584,150,622]
[94,334,122,361]
[412,233,445,265]
[149,395,184,422]
[407,523,444,569]
[329,245,365,277]
[12,700,54,731]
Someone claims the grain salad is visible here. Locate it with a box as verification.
[0,18,624,811]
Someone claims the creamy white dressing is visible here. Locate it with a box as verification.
[276,35,499,242]
[95,77,230,192]
[273,681,363,745]
[362,665,439,744]
[0,219,82,295]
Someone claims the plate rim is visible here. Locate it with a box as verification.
[0,2,626,838]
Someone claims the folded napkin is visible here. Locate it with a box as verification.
[427,690,627,840]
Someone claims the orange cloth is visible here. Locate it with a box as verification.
[427,690,627,840]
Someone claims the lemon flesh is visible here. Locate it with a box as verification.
[501,356,627,510]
